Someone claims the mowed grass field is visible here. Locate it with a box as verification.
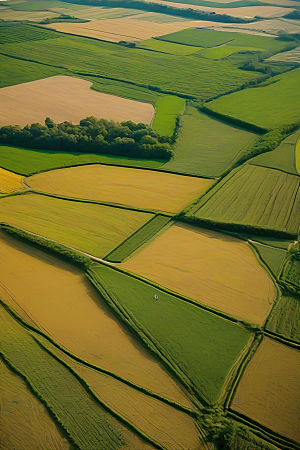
[191,164,300,236]
[152,96,185,136]
[0,193,153,258]
[163,107,258,176]
[0,167,26,194]
[121,223,276,324]
[266,294,300,343]
[89,264,252,405]
[0,231,192,407]
[0,357,70,450]
[27,164,214,213]
[206,68,300,130]
[0,75,155,127]
[231,337,300,443]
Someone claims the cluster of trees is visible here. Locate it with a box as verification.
[39,14,89,24]
[0,116,174,160]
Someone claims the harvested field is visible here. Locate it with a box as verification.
[231,337,300,443]
[0,231,193,407]
[267,46,300,63]
[191,164,300,235]
[0,7,59,21]
[163,106,257,177]
[48,6,144,20]
[0,306,157,450]
[266,294,300,343]
[0,168,26,194]
[36,336,203,450]
[0,75,155,128]
[121,223,276,324]
[27,164,214,213]
[229,18,300,34]
[0,357,70,450]
[0,192,153,258]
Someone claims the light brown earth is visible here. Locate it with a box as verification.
[267,46,300,62]
[0,7,59,21]
[0,76,155,128]
[227,18,300,34]
[0,168,26,194]
[0,358,70,450]
[232,337,300,443]
[27,164,214,213]
[121,223,277,324]
[0,231,193,409]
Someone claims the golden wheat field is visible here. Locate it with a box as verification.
[0,358,70,450]
[0,231,193,408]
[121,223,277,324]
[0,168,26,194]
[27,164,213,213]
[0,76,155,128]
[232,337,300,443]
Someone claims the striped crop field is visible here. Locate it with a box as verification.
[0,231,192,407]
[231,337,300,444]
[27,164,214,213]
[190,164,300,236]
[121,223,276,324]
[266,294,300,343]
[0,192,153,258]
[0,168,26,194]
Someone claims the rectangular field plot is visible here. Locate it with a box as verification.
[27,164,214,213]
[0,75,155,128]
[137,38,200,55]
[121,224,277,324]
[191,164,300,236]
[0,231,192,408]
[231,337,300,444]
[89,264,252,405]
[0,168,26,194]
[0,192,153,258]
[206,67,300,130]
[266,295,300,343]
[163,106,257,177]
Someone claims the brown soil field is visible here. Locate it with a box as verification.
[38,336,202,450]
[121,223,277,324]
[0,168,26,194]
[0,231,193,409]
[0,76,154,128]
[0,358,70,450]
[232,337,300,443]
[27,164,213,213]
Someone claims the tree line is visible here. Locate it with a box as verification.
[0,116,174,160]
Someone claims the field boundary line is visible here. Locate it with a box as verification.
[264,330,300,350]
[250,163,300,178]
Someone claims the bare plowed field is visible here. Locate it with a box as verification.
[0,76,154,127]
[232,337,300,443]
[27,164,213,213]
[0,358,70,450]
[121,223,276,324]
[0,168,26,194]
[0,231,192,408]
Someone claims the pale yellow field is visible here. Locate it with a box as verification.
[232,337,300,443]
[38,336,202,450]
[0,231,193,409]
[0,76,155,128]
[0,7,59,21]
[27,164,213,213]
[267,46,300,62]
[0,358,70,450]
[121,224,277,324]
[0,168,26,194]
[229,18,300,34]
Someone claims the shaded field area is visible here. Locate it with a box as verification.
[266,294,300,343]
[0,75,155,127]
[0,192,153,258]
[0,231,192,407]
[0,357,70,450]
[121,223,276,324]
[190,164,300,236]
[250,241,286,277]
[0,167,26,194]
[27,164,214,213]
[206,68,300,130]
[231,337,300,444]
[267,46,300,63]
[89,264,252,405]
[163,106,257,176]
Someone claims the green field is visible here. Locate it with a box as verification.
[105,215,171,263]
[198,44,265,60]
[152,96,185,136]
[0,145,164,175]
[296,135,300,174]
[190,164,300,236]
[137,38,200,55]
[250,241,287,277]
[206,68,300,130]
[250,129,300,175]
[163,106,258,177]
[266,295,300,344]
[0,24,60,44]
[0,192,153,258]
[88,264,252,405]
[281,254,300,292]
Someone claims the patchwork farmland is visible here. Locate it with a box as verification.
[1,2,300,449]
